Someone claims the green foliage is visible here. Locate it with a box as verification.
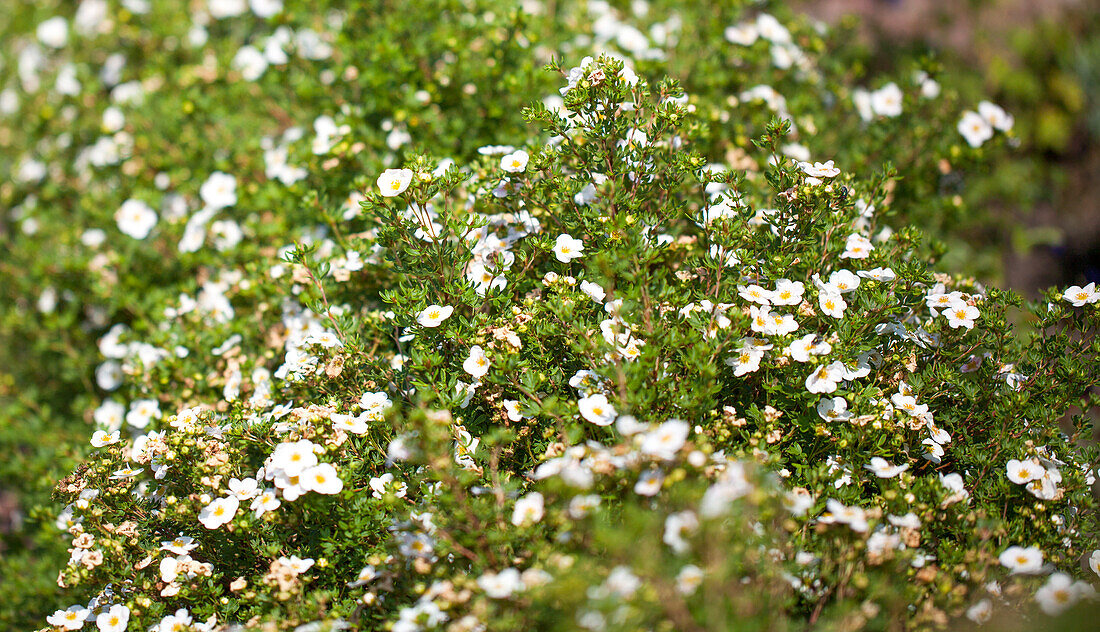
[1,2,1099,632]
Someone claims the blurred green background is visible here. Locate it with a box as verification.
[797,0,1100,293]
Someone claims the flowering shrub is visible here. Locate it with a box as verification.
[2,2,1099,631]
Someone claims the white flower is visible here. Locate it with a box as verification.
[634,469,664,496]
[553,233,585,263]
[369,473,407,498]
[232,45,268,81]
[477,568,524,598]
[822,498,868,532]
[47,605,90,630]
[998,545,1043,574]
[755,13,791,44]
[675,565,704,595]
[301,463,343,495]
[282,555,315,574]
[858,267,896,282]
[964,598,993,625]
[616,414,648,437]
[641,419,690,460]
[333,413,368,435]
[783,488,814,516]
[210,219,243,251]
[417,304,454,328]
[270,440,319,476]
[198,496,239,529]
[161,535,198,555]
[200,171,238,210]
[115,199,158,239]
[154,609,193,632]
[125,399,161,429]
[1027,467,1062,501]
[209,0,247,19]
[818,290,847,318]
[805,361,846,394]
[958,110,994,148]
[840,233,873,259]
[95,605,130,632]
[919,439,946,466]
[771,279,804,306]
[865,457,909,478]
[724,23,758,46]
[739,284,772,305]
[817,397,851,422]
[925,289,966,313]
[511,492,545,526]
[90,430,120,447]
[978,101,1014,132]
[463,345,490,378]
[579,280,606,302]
[604,566,642,598]
[915,71,941,98]
[663,511,698,554]
[159,556,180,583]
[377,168,413,197]
[944,303,980,329]
[250,0,284,18]
[726,344,764,376]
[1089,550,1100,578]
[348,564,377,588]
[1035,572,1083,616]
[1062,282,1098,307]
[578,393,616,426]
[787,333,830,363]
[870,82,903,117]
[502,399,525,422]
[500,150,529,173]
[251,489,281,517]
[798,160,840,179]
[227,477,260,500]
[568,494,601,518]
[1006,459,1044,485]
[888,512,922,529]
[37,16,69,48]
[853,88,874,121]
[749,305,773,334]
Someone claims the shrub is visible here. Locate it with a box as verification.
[1,2,1098,631]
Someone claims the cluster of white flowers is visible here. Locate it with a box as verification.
[958,101,1014,147]
[1006,457,1064,501]
[925,284,983,329]
[724,13,810,72]
[19,3,1100,627]
[853,82,905,120]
